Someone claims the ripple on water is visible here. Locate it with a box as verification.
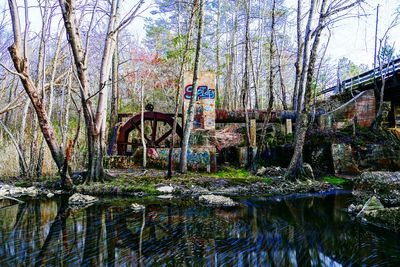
[0,191,399,266]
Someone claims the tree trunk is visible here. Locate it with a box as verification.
[7,0,72,187]
[109,42,119,144]
[140,83,147,168]
[285,0,327,180]
[167,0,197,178]
[242,0,252,167]
[215,0,221,108]
[292,0,303,111]
[258,0,276,154]
[179,0,205,173]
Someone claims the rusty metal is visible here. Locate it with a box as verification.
[116,112,183,155]
[215,109,296,123]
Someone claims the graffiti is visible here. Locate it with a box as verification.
[184,85,215,100]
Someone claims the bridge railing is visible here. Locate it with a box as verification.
[320,57,400,95]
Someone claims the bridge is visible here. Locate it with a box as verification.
[320,57,400,96]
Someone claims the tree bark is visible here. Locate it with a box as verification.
[167,0,197,178]
[7,0,72,187]
[179,0,205,173]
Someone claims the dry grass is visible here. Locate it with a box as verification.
[0,143,20,177]
[0,141,57,177]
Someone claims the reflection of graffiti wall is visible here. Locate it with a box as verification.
[183,72,216,130]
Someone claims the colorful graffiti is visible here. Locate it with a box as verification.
[184,85,215,101]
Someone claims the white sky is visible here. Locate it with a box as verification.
[10,0,400,68]
[131,0,400,66]
[325,0,400,66]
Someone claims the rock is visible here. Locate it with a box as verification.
[362,207,400,232]
[256,167,267,176]
[331,143,360,175]
[46,193,55,198]
[348,204,357,213]
[156,185,174,194]
[130,203,145,212]
[357,196,384,217]
[68,193,98,207]
[303,163,314,179]
[199,195,238,207]
[157,194,174,200]
[26,187,38,197]
[354,172,400,205]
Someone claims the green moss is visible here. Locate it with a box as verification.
[14,180,32,187]
[211,168,252,179]
[323,176,351,186]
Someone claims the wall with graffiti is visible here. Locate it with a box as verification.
[105,147,216,172]
[183,72,216,130]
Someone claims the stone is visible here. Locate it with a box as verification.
[130,203,145,212]
[68,193,98,207]
[303,163,314,179]
[331,143,360,175]
[362,207,400,232]
[256,167,267,176]
[156,185,174,194]
[199,195,238,207]
[46,193,55,198]
[157,194,174,200]
[348,204,357,213]
[357,196,384,217]
[354,172,400,205]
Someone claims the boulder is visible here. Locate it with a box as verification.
[199,195,238,207]
[156,185,174,194]
[357,196,384,217]
[256,167,267,176]
[354,172,400,205]
[46,193,55,198]
[68,193,98,207]
[362,207,400,232]
[303,163,314,179]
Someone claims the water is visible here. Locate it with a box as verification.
[0,191,399,266]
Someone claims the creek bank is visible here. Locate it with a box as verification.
[0,171,339,204]
[0,183,58,199]
[353,171,400,205]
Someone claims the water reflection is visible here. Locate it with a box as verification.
[0,192,399,266]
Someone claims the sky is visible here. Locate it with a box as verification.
[324,0,400,66]
[7,0,400,68]
[131,0,400,67]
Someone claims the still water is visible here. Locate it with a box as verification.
[0,191,399,266]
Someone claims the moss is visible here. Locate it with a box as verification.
[14,180,32,187]
[323,176,351,186]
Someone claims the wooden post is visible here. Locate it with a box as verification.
[250,119,256,147]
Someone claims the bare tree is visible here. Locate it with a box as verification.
[179,0,205,173]
[5,0,73,187]
[285,0,365,180]
[59,0,145,182]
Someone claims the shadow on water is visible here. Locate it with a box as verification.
[0,191,399,266]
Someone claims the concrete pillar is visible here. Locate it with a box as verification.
[285,119,293,135]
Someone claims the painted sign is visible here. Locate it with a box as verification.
[183,72,216,130]
[184,85,215,101]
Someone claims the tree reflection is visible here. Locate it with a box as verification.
[0,193,399,266]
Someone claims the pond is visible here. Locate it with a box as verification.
[0,191,399,266]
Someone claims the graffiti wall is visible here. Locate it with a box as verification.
[183,72,216,130]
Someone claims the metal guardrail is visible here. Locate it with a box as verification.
[320,57,400,95]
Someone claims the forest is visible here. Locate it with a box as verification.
[1,0,400,266]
